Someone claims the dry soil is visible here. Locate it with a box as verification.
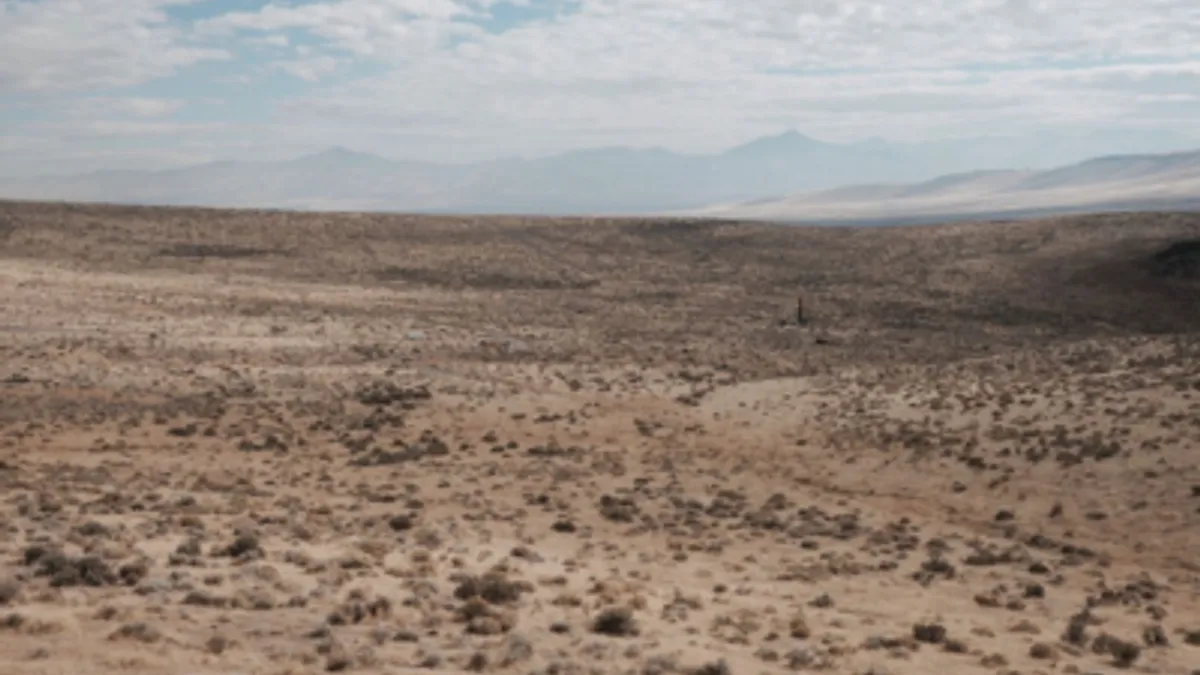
[1,201,1200,675]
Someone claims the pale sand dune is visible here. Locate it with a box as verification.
[1,201,1199,675]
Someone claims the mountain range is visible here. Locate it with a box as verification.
[0,128,1197,218]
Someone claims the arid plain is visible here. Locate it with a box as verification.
[1,200,1200,675]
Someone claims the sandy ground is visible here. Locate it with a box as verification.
[1,201,1200,675]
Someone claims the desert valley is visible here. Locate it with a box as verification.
[1,199,1199,675]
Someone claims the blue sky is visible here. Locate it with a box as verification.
[2,0,1200,176]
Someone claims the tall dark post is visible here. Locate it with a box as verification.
[796,295,805,325]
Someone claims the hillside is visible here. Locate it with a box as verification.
[2,201,1200,674]
[700,150,1200,224]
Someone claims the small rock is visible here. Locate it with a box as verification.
[510,545,544,563]
[943,638,969,653]
[394,629,419,643]
[1094,633,1140,667]
[1143,624,1169,647]
[325,642,352,672]
[689,659,731,675]
[499,634,534,667]
[223,534,262,559]
[810,593,835,609]
[108,622,162,644]
[467,652,488,671]
[467,616,508,635]
[786,650,815,669]
[789,613,811,639]
[1029,642,1056,660]
[591,607,638,637]
[981,653,1008,667]
[754,647,779,662]
[233,588,276,611]
[388,514,415,532]
[913,623,947,644]
[0,578,20,605]
[206,635,231,654]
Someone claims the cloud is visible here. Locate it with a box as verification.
[196,0,487,58]
[0,0,230,93]
[250,33,290,48]
[2,0,1200,172]
[232,0,1200,140]
[62,97,188,118]
[56,120,232,139]
[271,55,344,82]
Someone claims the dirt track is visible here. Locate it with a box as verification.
[2,200,1200,675]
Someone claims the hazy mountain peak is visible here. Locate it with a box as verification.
[721,129,829,159]
[771,129,821,144]
[301,146,393,166]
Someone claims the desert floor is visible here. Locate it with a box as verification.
[1,201,1200,675]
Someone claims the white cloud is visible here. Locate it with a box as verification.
[197,0,487,58]
[58,120,231,138]
[271,55,343,82]
[67,97,188,118]
[2,0,1200,171]
[0,0,229,93]
[224,0,1200,137]
[246,33,291,47]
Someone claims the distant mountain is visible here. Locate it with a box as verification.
[0,129,1196,215]
[693,150,1200,225]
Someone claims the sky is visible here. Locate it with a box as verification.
[2,0,1200,176]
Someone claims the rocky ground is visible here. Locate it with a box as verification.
[1,201,1199,675]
